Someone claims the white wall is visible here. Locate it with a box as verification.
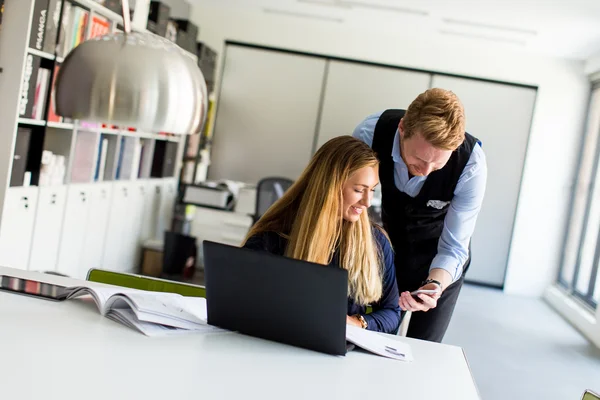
[191,5,590,297]
[585,51,600,76]
[545,286,600,348]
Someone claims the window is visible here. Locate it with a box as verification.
[558,83,600,308]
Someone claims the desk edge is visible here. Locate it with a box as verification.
[462,348,482,399]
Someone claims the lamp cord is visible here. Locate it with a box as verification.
[121,0,132,33]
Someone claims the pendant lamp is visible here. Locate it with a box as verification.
[54,0,208,135]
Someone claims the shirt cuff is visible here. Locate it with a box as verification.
[430,254,462,283]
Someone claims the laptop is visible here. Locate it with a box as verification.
[202,240,350,355]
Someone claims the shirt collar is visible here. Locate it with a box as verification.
[392,129,404,165]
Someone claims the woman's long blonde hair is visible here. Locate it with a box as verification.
[243,136,383,305]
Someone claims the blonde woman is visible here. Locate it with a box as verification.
[242,136,401,334]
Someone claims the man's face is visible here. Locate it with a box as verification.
[399,119,453,177]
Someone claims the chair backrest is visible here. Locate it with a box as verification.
[254,177,294,221]
[582,390,600,400]
[86,269,206,297]
[162,231,197,275]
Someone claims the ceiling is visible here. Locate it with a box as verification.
[189,0,600,60]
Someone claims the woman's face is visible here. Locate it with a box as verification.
[341,165,379,222]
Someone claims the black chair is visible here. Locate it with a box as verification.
[253,177,294,223]
[161,231,197,281]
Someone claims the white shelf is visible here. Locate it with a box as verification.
[121,130,153,140]
[18,118,45,126]
[72,0,123,23]
[47,122,75,130]
[107,129,182,142]
[27,47,55,60]
[98,127,121,135]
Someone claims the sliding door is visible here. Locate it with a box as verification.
[208,45,327,183]
[431,75,537,287]
[315,61,431,149]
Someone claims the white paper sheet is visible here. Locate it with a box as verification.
[346,325,414,362]
[108,308,226,337]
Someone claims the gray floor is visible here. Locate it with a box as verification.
[444,284,600,400]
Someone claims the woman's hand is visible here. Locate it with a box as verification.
[399,283,441,312]
[346,315,363,327]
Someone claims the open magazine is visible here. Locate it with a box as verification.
[63,285,225,337]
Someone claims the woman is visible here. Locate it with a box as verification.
[242,136,401,333]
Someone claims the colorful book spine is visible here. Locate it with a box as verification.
[89,14,110,39]
[31,67,50,120]
[47,64,62,122]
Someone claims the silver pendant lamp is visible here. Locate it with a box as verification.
[54,0,208,135]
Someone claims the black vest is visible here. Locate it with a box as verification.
[372,109,479,290]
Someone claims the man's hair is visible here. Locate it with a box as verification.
[402,88,466,151]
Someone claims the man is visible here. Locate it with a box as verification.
[353,88,487,342]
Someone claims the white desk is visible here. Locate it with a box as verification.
[0,267,480,400]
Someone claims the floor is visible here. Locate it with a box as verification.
[444,284,600,400]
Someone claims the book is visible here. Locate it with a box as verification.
[29,0,49,51]
[31,67,50,120]
[116,136,137,180]
[57,4,88,57]
[10,128,32,187]
[186,133,200,158]
[71,6,89,50]
[88,13,110,39]
[70,131,98,183]
[130,139,143,180]
[43,0,63,54]
[19,54,41,119]
[47,64,62,123]
[94,138,108,181]
[56,0,71,58]
[62,285,224,337]
[39,151,66,186]
[161,142,178,177]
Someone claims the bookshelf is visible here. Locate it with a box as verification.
[179,42,218,187]
[0,0,205,279]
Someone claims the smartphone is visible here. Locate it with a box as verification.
[0,275,67,301]
[410,289,439,296]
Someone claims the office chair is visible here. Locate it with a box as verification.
[253,177,294,223]
[162,231,197,281]
[582,390,600,400]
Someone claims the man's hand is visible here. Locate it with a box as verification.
[346,315,362,327]
[399,282,442,312]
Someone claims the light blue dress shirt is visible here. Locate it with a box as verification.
[353,111,487,283]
